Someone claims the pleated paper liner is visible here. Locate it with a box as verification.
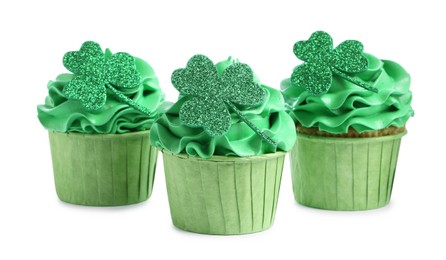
[162,151,286,235]
[290,131,406,210]
[48,130,157,206]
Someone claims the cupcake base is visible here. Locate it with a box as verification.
[49,130,157,206]
[296,124,406,138]
[162,151,286,235]
[290,131,406,211]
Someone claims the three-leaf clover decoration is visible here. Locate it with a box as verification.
[62,41,151,115]
[171,54,277,146]
[291,31,378,95]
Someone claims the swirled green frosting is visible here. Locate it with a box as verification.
[37,56,168,134]
[281,53,414,133]
[150,59,297,158]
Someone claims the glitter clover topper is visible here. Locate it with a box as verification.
[62,41,151,115]
[172,54,277,146]
[291,31,378,95]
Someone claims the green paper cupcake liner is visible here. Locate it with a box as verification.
[48,130,157,206]
[290,131,406,211]
[162,151,286,235]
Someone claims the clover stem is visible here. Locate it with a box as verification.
[332,68,378,93]
[224,100,277,147]
[106,84,152,116]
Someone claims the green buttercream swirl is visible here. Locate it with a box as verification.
[281,53,414,133]
[150,58,297,159]
[37,56,168,134]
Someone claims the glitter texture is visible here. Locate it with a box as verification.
[105,52,141,88]
[221,63,265,105]
[64,76,106,110]
[291,31,378,96]
[333,40,368,73]
[291,63,332,96]
[172,55,220,97]
[180,97,231,136]
[172,54,276,146]
[293,31,333,64]
[62,41,143,111]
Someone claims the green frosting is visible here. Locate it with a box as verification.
[281,53,414,133]
[37,57,168,134]
[150,59,297,159]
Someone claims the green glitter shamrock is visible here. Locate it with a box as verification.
[171,54,276,146]
[62,41,151,115]
[291,31,378,95]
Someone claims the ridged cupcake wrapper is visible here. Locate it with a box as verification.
[49,131,157,206]
[290,132,406,211]
[162,152,286,235]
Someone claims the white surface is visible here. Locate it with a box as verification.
[0,0,444,259]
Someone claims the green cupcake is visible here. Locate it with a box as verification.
[37,41,169,206]
[150,55,296,234]
[281,31,414,210]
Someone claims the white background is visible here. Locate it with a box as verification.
[1,0,444,259]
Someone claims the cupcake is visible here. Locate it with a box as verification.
[281,31,414,210]
[150,55,296,234]
[37,41,168,206]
